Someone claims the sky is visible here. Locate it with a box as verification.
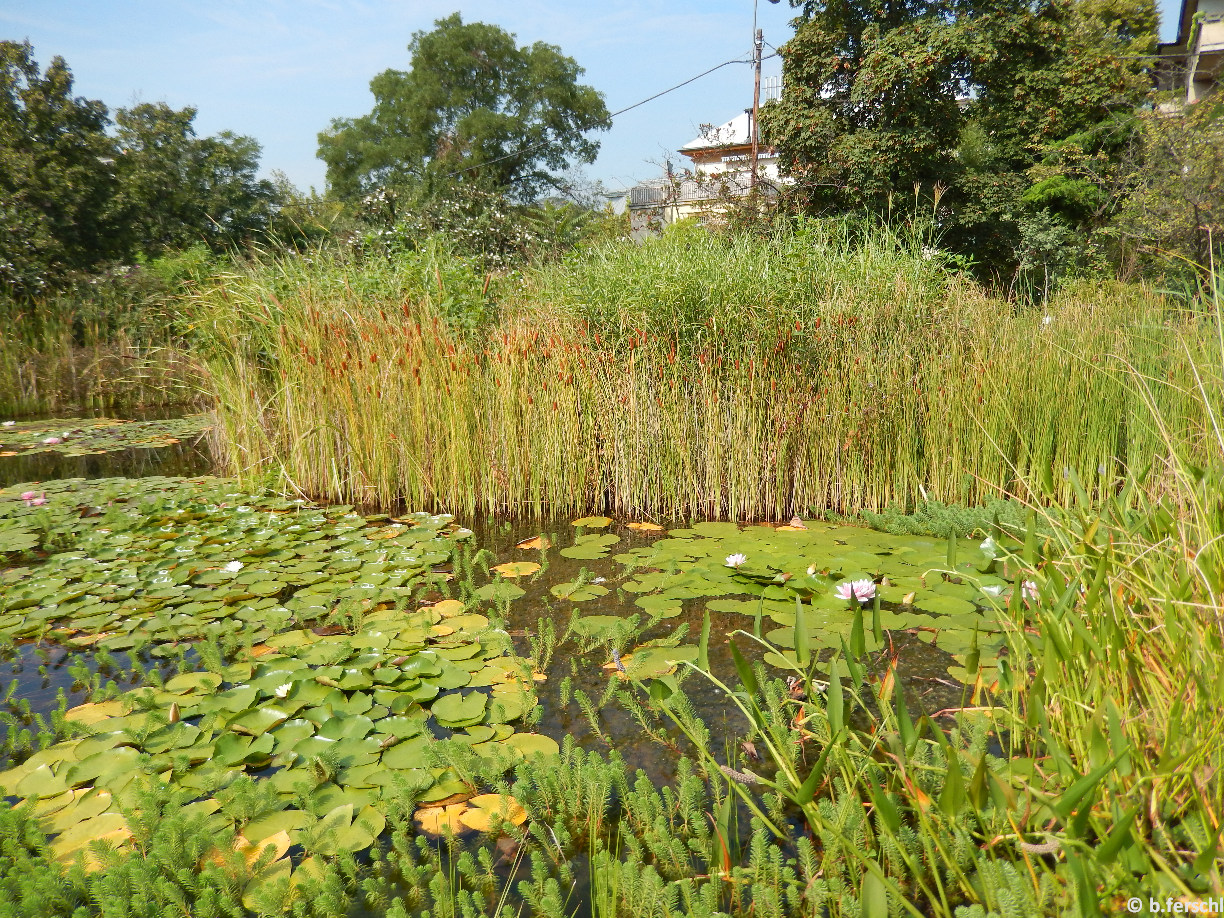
[2,0,1185,196]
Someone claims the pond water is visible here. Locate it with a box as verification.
[0,411,1018,894]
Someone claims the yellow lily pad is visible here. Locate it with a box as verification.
[515,535,551,550]
[49,812,132,860]
[414,803,469,835]
[491,561,540,578]
[460,794,527,832]
[237,829,292,867]
[64,701,125,725]
[431,599,465,618]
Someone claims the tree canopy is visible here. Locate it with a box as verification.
[317,13,610,202]
[760,0,1159,284]
[1,40,117,293]
[0,41,278,296]
[111,102,275,257]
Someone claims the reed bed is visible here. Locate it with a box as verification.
[196,225,1218,519]
[0,290,204,416]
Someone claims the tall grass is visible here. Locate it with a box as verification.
[196,222,1218,518]
[0,277,204,417]
[646,286,1224,912]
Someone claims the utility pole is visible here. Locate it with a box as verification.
[749,26,763,192]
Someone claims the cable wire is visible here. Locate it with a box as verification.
[447,54,753,179]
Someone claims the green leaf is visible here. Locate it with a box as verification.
[729,641,758,698]
[860,872,888,918]
[825,658,844,737]
[794,597,809,667]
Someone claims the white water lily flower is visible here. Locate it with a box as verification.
[979,536,1000,559]
[274,683,292,698]
[1022,580,1039,601]
[223,561,244,572]
[725,553,748,568]
[835,579,877,602]
[2,421,13,427]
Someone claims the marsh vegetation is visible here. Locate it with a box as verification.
[0,223,1220,917]
[3,12,1224,914]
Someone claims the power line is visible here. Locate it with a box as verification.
[443,54,754,179]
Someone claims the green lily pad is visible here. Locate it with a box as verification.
[550,581,609,601]
[432,691,487,727]
[229,707,290,737]
[474,582,525,602]
[504,734,560,758]
[560,534,620,560]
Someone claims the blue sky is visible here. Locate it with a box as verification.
[2,1,1183,195]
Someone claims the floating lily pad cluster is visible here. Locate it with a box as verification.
[0,606,553,878]
[0,415,211,458]
[596,519,1017,683]
[0,476,464,648]
[0,475,560,883]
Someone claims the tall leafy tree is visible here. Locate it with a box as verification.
[760,1,970,212]
[111,102,276,256]
[318,13,609,202]
[762,0,1158,284]
[1,42,279,294]
[0,41,116,294]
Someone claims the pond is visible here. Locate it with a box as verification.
[0,412,1021,900]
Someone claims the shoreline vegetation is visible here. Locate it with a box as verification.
[3,14,1223,913]
[198,222,1219,520]
[0,266,208,418]
[0,220,1221,916]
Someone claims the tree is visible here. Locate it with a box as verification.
[761,0,1158,285]
[110,102,277,257]
[759,1,969,213]
[1,42,279,295]
[1114,98,1224,282]
[0,41,117,294]
[317,13,609,202]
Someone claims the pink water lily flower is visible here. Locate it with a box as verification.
[21,491,47,506]
[42,436,62,445]
[835,579,876,602]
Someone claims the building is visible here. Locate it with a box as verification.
[1158,0,1224,104]
[628,78,785,236]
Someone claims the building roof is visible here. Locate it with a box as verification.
[679,111,753,152]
